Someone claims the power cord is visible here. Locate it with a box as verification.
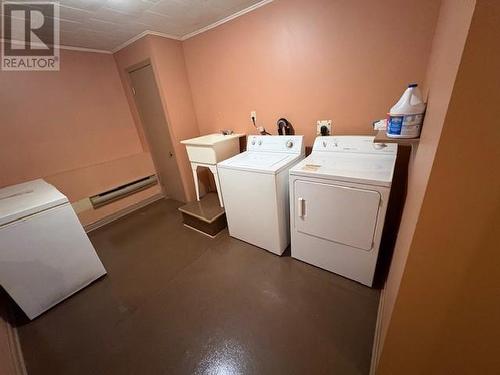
[251,115,270,135]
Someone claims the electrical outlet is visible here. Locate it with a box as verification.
[250,111,257,123]
[316,120,332,135]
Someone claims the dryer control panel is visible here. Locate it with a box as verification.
[247,135,304,154]
[313,136,397,155]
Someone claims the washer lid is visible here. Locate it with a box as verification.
[289,153,396,187]
[0,179,68,226]
[218,151,300,174]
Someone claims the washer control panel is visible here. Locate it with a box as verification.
[247,135,304,154]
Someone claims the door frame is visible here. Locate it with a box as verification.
[125,59,187,201]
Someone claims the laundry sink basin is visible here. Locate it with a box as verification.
[181,133,243,165]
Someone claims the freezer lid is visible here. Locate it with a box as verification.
[0,179,68,226]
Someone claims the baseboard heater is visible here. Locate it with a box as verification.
[90,175,158,208]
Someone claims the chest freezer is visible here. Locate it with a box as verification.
[0,179,106,319]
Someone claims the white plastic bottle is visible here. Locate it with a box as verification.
[387,84,426,138]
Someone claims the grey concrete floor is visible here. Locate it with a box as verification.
[14,199,379,375]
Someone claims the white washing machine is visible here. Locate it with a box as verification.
[289,136,397,286]
[0,179,107,319]
[218,135,304,255]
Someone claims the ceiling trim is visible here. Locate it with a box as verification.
[111,0,274,54]
[59,45,112,54]
[111,30,182,54]
[181,0,274,40]
[0,0,276,54]
[0,38,112,54]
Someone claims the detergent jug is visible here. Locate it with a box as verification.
[387,84,426,138]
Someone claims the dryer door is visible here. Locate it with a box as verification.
[294,180,381,251]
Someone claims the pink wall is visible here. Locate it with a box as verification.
[374,0,475,369]
[114,35,201,201]
[183,0,441,146]
[45,152,155,202]
[0,48,157,224]
[378,0,499,372]
[0,49,143,187]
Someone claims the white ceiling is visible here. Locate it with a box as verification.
[2,0,267,52]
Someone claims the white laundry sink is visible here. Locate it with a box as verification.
[181,133,244,206]
[181,133,243,165]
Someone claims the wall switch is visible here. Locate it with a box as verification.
[250,111,257,123]
[316,120,332,135]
